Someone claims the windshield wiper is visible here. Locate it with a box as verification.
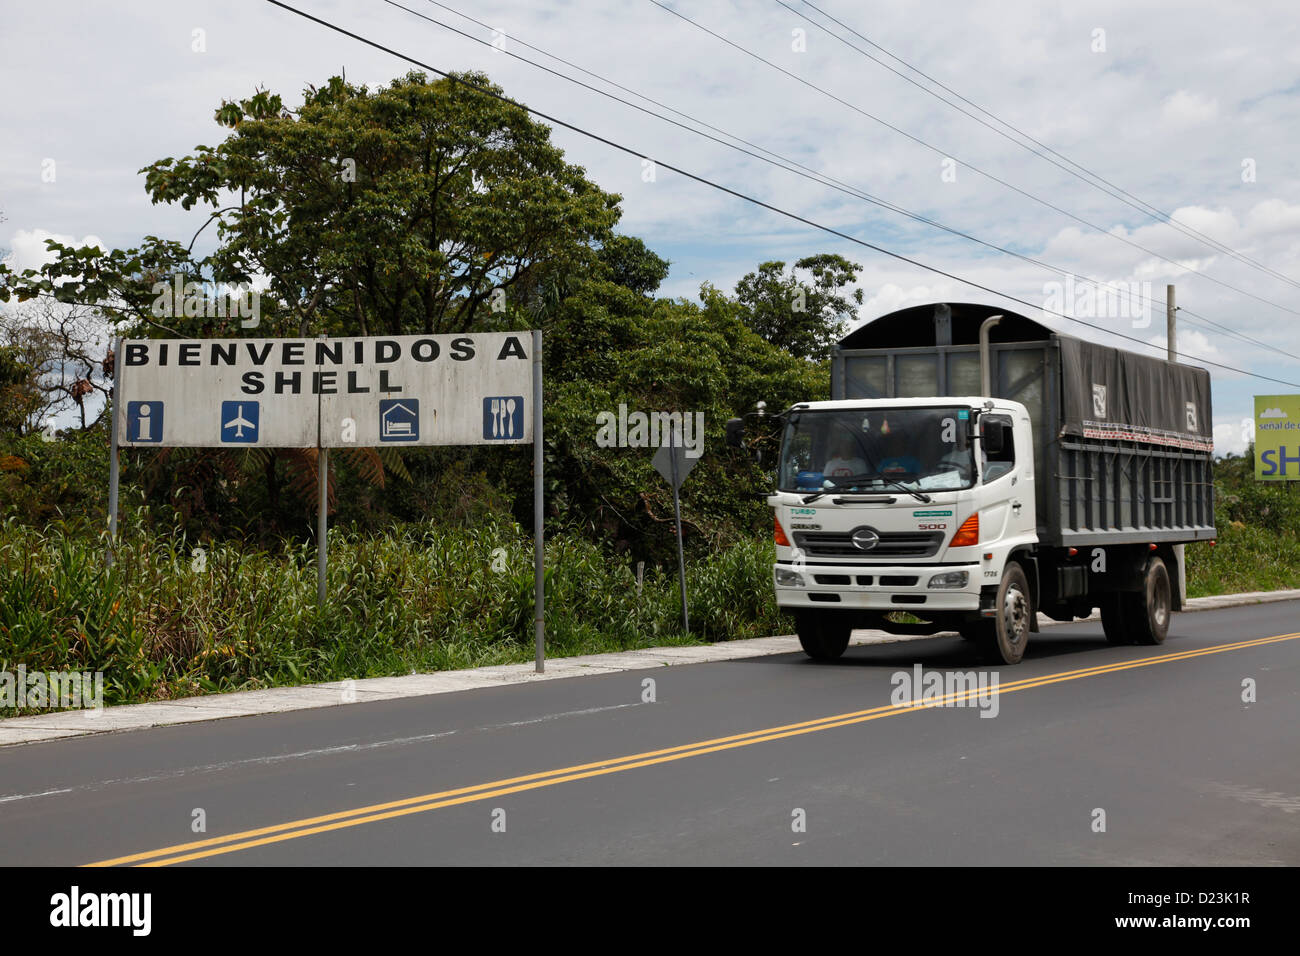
[800,471,873,503]
[800,472,930,504]
[801,472,931,504]
[876,476,932,503]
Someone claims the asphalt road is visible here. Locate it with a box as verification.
[2,602,1297,866]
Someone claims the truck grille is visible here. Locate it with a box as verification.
[793,529,945,558]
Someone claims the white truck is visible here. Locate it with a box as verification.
[728,303,1217,664]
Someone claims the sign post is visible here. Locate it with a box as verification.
[317,448,328,605]
[653,424,697,634]
[106,337,123,569]
[532,330,544,673]
[316,346,329,605]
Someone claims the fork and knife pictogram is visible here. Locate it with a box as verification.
[490,397,518,438]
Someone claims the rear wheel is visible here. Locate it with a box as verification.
[1126,556,1171,645]
[1100,593,1132,645]
[794,609,852,661]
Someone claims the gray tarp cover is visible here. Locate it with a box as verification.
[1057,336,1213,450]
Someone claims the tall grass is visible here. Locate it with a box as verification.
[0,515,780,711]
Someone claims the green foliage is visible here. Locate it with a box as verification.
[143,70,622,337]
[0,345,42,434]
[0,518,780,712]
[596,235,670,296]
[733,253,864,361]
[1186,452,1300,597]
[0,426,111,526]
[539,277,826,562]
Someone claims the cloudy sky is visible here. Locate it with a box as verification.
[3,0,1299,452]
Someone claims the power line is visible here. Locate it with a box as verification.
[400,0,1300,362]
[643,0,1300,320]
[263,0,1300,389]
[790,0,1300,291]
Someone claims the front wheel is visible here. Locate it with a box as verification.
[794,610,852,661]
[981,561,1032,664]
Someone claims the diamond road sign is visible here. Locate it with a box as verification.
[653,436,698,490]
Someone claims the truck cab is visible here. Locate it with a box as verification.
[771,397,1039,663]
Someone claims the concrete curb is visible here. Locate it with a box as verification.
[3,588,1298,748]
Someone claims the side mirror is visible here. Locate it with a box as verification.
[725,417,745,449]
[982,419,1006,456]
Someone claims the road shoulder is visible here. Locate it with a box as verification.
[3,588,1298,747]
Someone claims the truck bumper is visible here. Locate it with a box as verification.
[773,563,983,612]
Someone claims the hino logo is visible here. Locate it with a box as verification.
[851,527,880,551]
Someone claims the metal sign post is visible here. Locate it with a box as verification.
[317,447,328,605]
[670,435,688,634]
[653,425,697,634]
[106,337,123,569]
[532,329,544,673]
[315,350,328,606]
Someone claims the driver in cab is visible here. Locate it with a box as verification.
[822,437,868,480]
[877,426,920,478]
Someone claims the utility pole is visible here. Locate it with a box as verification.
[1168,284,1187,606]
[1166,285,1176,363]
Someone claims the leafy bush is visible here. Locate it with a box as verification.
[0,516,779,712]
[1186,451,1300,597]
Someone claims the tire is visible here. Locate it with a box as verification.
[981,561,1032,664]
[1100,592,1132,645]
[795,609,852,661]
[1126,556,1171,646]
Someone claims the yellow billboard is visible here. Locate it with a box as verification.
[1255,395,1300,481]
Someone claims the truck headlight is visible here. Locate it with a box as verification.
[928,571,969,589]
[775,568,805,587]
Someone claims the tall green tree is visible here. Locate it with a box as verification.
[596,235,670,296]
[733,253,863,361]
[145,71,622,336]
[3,71,623,341]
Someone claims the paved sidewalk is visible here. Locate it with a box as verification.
[3,588,1298,748]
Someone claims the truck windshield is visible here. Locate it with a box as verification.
[778,407,976,494]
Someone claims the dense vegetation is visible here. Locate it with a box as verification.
[1186,452,1300,596]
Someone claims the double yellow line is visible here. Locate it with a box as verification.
[86,631,1299,866]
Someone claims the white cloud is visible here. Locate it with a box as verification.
[3,228,105,274]
[1161,89,1219,127]
[2,0,1298,445]
[1145,327,1223,363]
[1214,421,1251,457]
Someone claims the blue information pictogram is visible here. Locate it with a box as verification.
[127,401,164,443]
